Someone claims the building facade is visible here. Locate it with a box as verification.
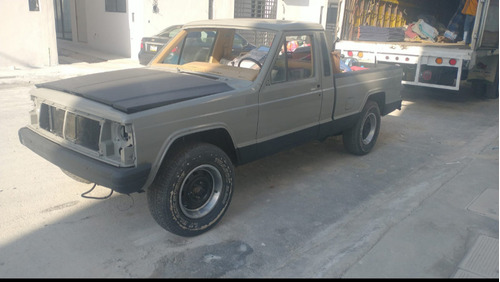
[0,0,338,68]
[0,0,58,68]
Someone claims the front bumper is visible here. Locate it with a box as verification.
[18,127,151,194]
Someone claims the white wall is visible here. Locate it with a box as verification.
[0,0,58,68]
[213,0,235,19]
[139,0,233,37]
[141,0,206,37]
[128,0,144,60]
[127,0,234,59]
[277,0,329,26]
[82,0,131,57]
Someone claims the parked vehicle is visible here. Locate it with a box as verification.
[138,25,183,65]
[334,0,498,95]
[19,19,402,237]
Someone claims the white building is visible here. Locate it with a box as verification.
[0,0,338,68]
[0,0,59,68]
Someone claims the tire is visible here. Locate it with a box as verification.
[343,100,381,155]
[147,143,234,237]
[471,66,499,99]
[485,66,499,99]
[471,80,487,98]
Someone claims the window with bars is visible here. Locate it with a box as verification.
[234,0,277,19]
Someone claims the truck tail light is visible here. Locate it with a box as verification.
[435,58,443,64]
[347,51,353,57]
[449,59,457,65]
[140,39,144,50]
[357,51,363,58]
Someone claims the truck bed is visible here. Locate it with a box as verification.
[334,64,402,118]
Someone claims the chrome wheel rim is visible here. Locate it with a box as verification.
[361,112,377,145]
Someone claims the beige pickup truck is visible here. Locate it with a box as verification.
[19,19,402,237]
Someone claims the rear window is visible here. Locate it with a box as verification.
[158,27,182,38]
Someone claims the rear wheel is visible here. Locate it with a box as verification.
[471,66,499,99]
[485,66,499,99]
[147,143,234,237]
[343,101,381,155]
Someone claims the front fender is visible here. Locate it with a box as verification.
[140,124,237,191]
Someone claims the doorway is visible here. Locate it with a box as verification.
[54,0,72,40]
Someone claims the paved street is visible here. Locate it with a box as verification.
[0,60,498,278]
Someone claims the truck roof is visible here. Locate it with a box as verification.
[183,18,324,32]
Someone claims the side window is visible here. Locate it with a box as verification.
[271,34,314,84]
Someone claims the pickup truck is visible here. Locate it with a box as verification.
[18,19,402,237]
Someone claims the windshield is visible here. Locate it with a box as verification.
[156,28,276,81]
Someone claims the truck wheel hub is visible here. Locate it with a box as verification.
[362,112,376,145]
[180,165,222,219]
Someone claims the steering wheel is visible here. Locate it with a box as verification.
[238,58,262,69]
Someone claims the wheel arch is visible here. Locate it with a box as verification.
[167,128,238,164]
[366,91,385,114]
[143,126,238,191]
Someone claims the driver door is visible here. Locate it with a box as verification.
[257,33,322,155]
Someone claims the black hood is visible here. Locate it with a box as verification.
[37,68,234,114]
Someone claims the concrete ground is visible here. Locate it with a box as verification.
[0,45,497,278]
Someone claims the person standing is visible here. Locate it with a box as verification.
[461,0,478,44]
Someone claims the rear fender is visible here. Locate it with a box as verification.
[365,92,385,114]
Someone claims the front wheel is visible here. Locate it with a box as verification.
[147,143,234,237]
[343,101,381,155]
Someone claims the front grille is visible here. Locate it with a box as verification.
[39,103,101,151]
